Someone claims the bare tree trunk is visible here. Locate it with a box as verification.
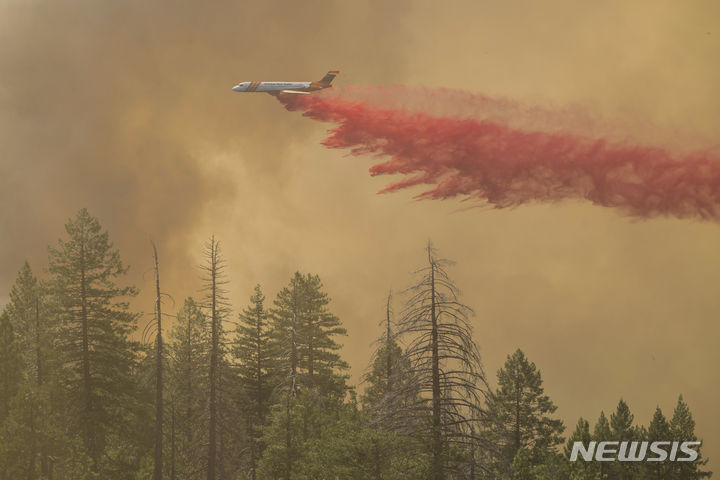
[285,394,292,480]
[170,398,176,480]
[429,248,443,480]
[385,292,392,394]
[35,298,42,387]
[290,282,298,397]
[27,400,36,480]
[79,241,97,472]
[514,376,521,459]
[208,238,219,480]
[252,303,262,480]
[36,296,49,478]
[374,438,382,480]
[256,306,263,425]
[248,415,256,480]
[153,243,163,480]
[283,285,298,479]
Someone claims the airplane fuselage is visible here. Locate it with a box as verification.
[232,71,338,95]
[232,81,315,93]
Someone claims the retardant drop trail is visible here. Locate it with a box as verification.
[277,88,720,221]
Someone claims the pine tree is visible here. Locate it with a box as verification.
[0,311,20,426]
[265,272,350,479]
[391,243,490,480]
[565,418,598,479]
[234,284,275,480]
[668,395,711,479]
[271,272,349,399]
[6,262,52,384]
[48,208,139,474]
[592,411,612,480]
[167,297,210,480]
[3,261,57,478]
[363,291,408,409]
[485,349,565,476]
[361,338,404,409]
[645,407,672,480]
[610,399,635,442]
[609,399,640,480]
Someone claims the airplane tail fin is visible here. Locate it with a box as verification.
[320,70,339,85]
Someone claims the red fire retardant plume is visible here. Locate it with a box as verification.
[278,89,720,221]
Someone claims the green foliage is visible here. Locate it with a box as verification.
[234,285,276,478]
[6,261,54,381]
[0,382,96,480]
[565,418,599,480]
[0,216,715,480]
[271,272,349,399]
[167,297,211,479]
[235,284,276,422]
[0,311,20,426]
[606,399,641,480]
[257,391,430,480]
[361,339,404,408]
[298,403,430,480]
[645,406,672,480]
[48,208,140,475]
[668,395,712,479]
[485,349,565,476]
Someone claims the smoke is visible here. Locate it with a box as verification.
[0,0,411,301]
[279,87,720,221]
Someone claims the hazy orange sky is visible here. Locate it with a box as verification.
[1,0,718,469]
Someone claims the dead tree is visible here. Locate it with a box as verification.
[385,243,491,480]
[152,243,164,480]
[201,236,230,480]
[385,291,393,394]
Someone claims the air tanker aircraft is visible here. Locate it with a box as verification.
[231,71,339,95]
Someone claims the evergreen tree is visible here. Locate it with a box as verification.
[485,349,564,476]
[608,399,640,480]
[167,297,210,480]
[668,395,711,479]
[234,284,275,480]
[271,272,349,399]
[296,399,430,480]
[361,338,404,409]
[0,381,94,480]
[592,411,612,480]
[48,208,140,475]
[362,291,416,413]
[0,311,20,426]
[645,407,672,480]
[3,262,58,478]
[610,399,635,442]
[6,262,53,384]
[565,418,599,480]
[265,272,349,479]
[363,292,396,407]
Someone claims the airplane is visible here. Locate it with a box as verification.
[231,70,339,95]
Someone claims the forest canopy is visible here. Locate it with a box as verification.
[0,209,711,480]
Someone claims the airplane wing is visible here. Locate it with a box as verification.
[280,90,310,95]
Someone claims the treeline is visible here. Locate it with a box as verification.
[0,208,711,480]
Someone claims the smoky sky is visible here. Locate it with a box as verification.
[0,0,411,297]
[1,0,719,470]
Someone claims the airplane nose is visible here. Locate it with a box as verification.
[232,85,242,92]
